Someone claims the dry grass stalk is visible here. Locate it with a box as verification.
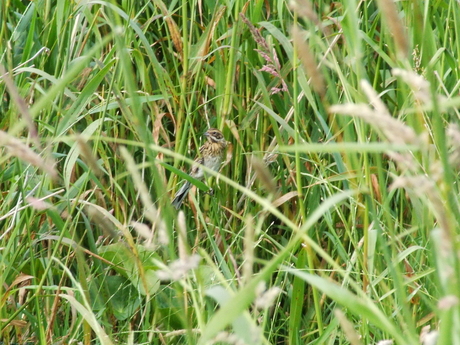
[0,64,40,147]
[177,210,189,260]
[254,282,282,310]
[376,0,409,59]
[291,25,325,97]
[251,155,277,194]
[392,68,432,104]
[0,130,57,180]
[119,146,159,226]
[330,80,419,148]
[334,309,363,345]
[289,0,322,29]
[156,254,201,281]
[76,135,103,177]
[447,124,460,168]
[242,215,254,286]
[153,1,183,56]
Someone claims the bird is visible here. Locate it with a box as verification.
[172,128,228,209]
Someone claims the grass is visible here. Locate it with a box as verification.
[1,0,459,344]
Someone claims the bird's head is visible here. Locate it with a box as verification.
[204,128,226,144]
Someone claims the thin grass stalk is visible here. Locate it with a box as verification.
[176,0,189,150]
[292,22,326,340]
[221,2,241,120]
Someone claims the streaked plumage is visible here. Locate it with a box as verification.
[172,128,227,209]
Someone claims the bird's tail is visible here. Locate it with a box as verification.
[171,181,192,209]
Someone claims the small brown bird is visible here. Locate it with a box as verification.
[172,128,227,209]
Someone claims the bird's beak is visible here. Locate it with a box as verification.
[204,132,209,138]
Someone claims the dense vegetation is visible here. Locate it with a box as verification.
[1,0,459,344]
